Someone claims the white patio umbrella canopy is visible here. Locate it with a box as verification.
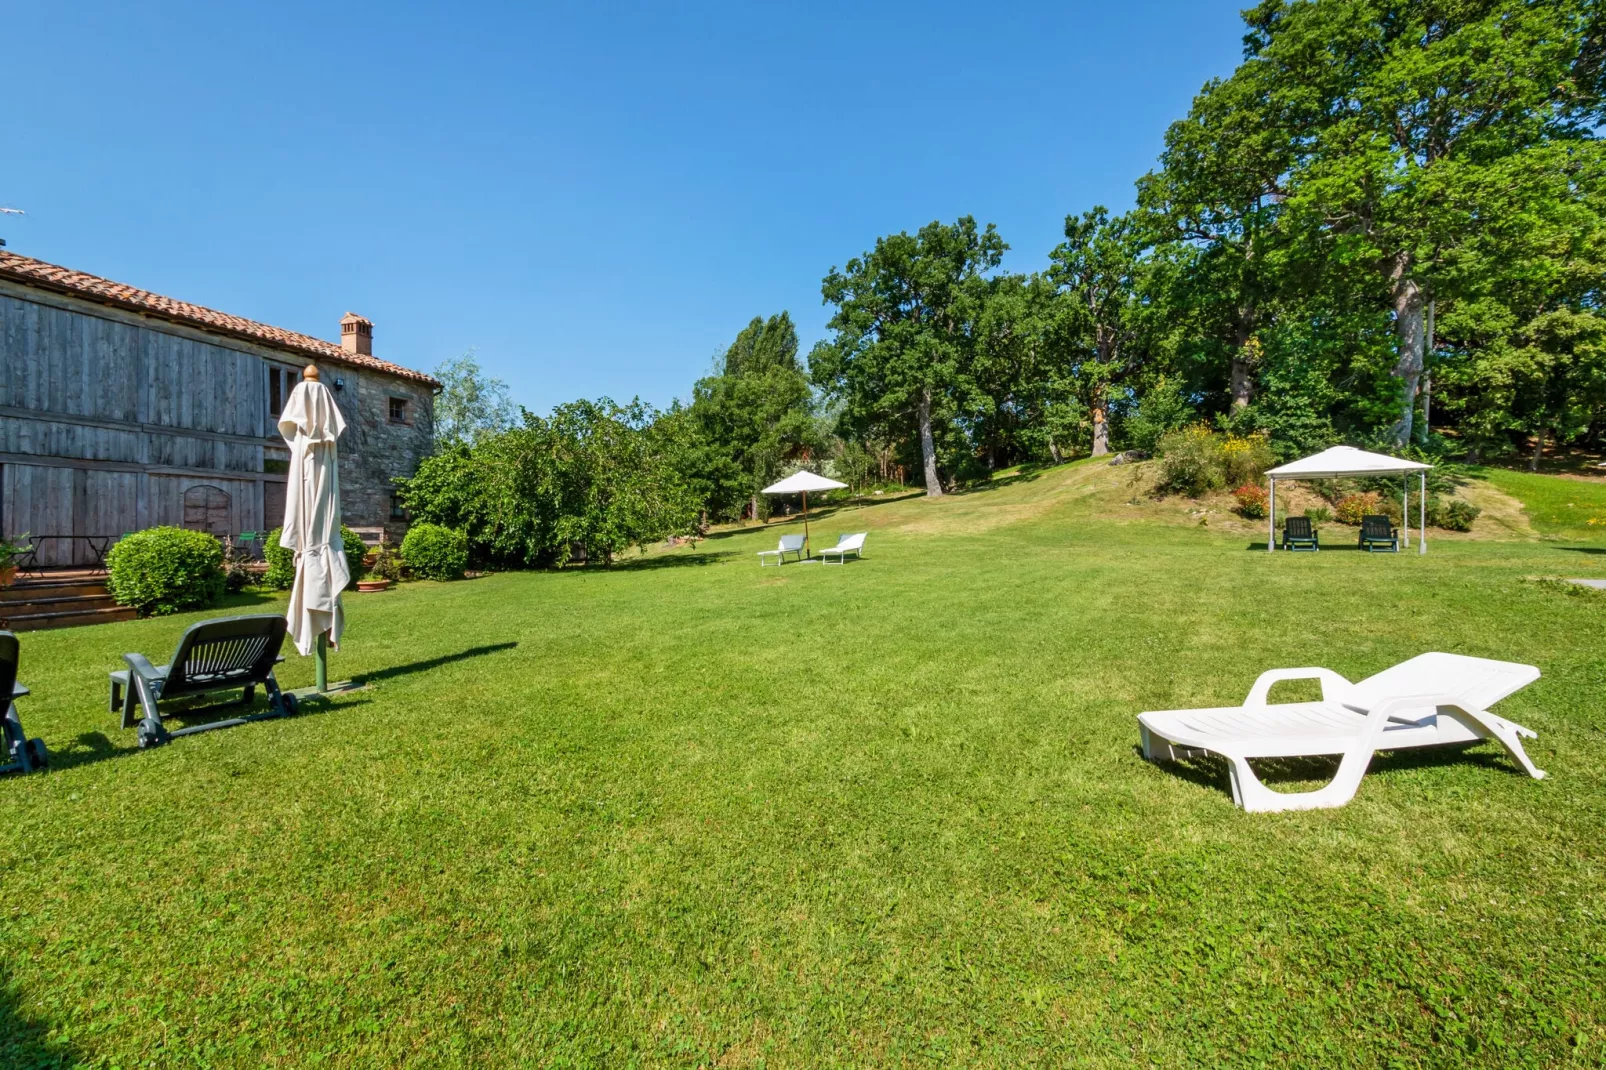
[278,374,349,655]
[1264,446,1432,554]
[761,470,846,556]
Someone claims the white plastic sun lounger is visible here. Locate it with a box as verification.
[819,532,866,564]
[1138,652,1544,812]
[757,534,806,566]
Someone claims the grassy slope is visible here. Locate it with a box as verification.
[2,462,1605,1068]
[1475,466,1606,540]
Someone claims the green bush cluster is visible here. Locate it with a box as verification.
[400,523,469,581]
[1430,497,1482,532]
[262,526,368,590]
[1154,427,1275,498]
[105,526,224,616]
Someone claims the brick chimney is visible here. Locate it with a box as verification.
[340,312,373,356]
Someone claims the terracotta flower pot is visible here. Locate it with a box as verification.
[356,578,391,593]
[0,564,15,589]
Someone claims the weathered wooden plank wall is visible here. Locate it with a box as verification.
[0,291,271,564]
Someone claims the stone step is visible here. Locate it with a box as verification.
[4,605,137,632]
[2,593,118,615]
[1,580,111,602]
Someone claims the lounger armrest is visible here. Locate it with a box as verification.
[122,653,163,683]
[1244,667,1353,707]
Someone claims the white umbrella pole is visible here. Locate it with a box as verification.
[1402,476,1409,550]
[1419,471,1427,554]
[803,490,809,554]
[1267,478,1275,552]
[316,632,328,693]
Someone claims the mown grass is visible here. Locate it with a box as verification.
[2,462,1605,1067]
[1476,466,1606,540]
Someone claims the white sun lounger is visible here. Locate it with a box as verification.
[757,534,806,566]
[820,532,866,564]
[1138,652,1544,812]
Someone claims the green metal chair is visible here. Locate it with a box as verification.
[1281,516,1319,552]
[0,632,46,775]
[113,615,296,749]
[1358,515,1400,552]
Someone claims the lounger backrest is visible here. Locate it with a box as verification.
[778,535,805,551]
[0,631,17,703]
[836,533,867,551]
[1285,516,1313,538]
[164,615,288,697]
[1360,515,1393,538]
[1347,652,1539,714]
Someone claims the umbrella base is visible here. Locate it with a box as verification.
[289,680,368,700]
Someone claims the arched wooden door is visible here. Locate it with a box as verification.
[182,485,232,539]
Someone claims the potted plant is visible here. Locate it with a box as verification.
[0,533,32,588]
[357,546,402,592]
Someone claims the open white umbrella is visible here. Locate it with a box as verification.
[278,364,349,688]
[761,469,847,557]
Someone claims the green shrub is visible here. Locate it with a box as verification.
[263,525,368,590]
[1437,498,1481,532]
[1334,492,1382,526]
[106,526,224,616]
[1155,426,1226,497]
[1155,426,1274,498]
[401,523,469,581]
[1304,506,1332,524]
[368,545,404,583]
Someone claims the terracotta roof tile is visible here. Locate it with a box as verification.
[0,251,440,387]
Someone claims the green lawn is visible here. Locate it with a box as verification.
[1475,466,1606,540]
[3,463,1605,1067]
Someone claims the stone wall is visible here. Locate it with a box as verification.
[329,367,435,543]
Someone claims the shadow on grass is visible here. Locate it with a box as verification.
[0,968,74,1068]
[1140,740,1519,802]
[45,690,368,772]
[355,642,519,685]
[1555,546,1606,555]
[1240,541,1389,553]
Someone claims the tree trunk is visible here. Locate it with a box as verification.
[1047,438,1062,465]
[917,388,943,497]
[1530,426,1546,471]
[1091,397,1110,457]
[1418,300,1434,443]
[750,494,760,522]
[1229,314,1255,410]
[1388,258,1425,446]
[1229,357,1253,410]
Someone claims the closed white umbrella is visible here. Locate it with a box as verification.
[761,469,846,556]
[278,365,349,687]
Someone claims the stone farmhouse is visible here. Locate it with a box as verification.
[0,251,439,566]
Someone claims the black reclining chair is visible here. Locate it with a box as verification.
[1281,516,1320,552]
[0,632,47,775]
[114,614,297,749]
[1358,514,1400,552]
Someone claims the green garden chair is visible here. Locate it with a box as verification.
[1358,515,1400,552]
[0,632,47,775]
[1280,516,1319,552]
[112,614,296,749]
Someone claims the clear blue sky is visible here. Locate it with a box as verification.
[6,1,1246,414]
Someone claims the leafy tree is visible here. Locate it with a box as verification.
[1047,208,1146,457]
[1237,0,1606,443]
[402,398,698,566]
[433,349,517,446]
[814,217,1007,496]
[686,313,817,521]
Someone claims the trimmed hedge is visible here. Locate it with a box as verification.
[401,523,469,581]
[106,526,225,616]
[263,525,368,590]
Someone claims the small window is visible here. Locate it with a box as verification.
[390,492,407,520]
[389,397,410,424]
[268,367,286,417]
